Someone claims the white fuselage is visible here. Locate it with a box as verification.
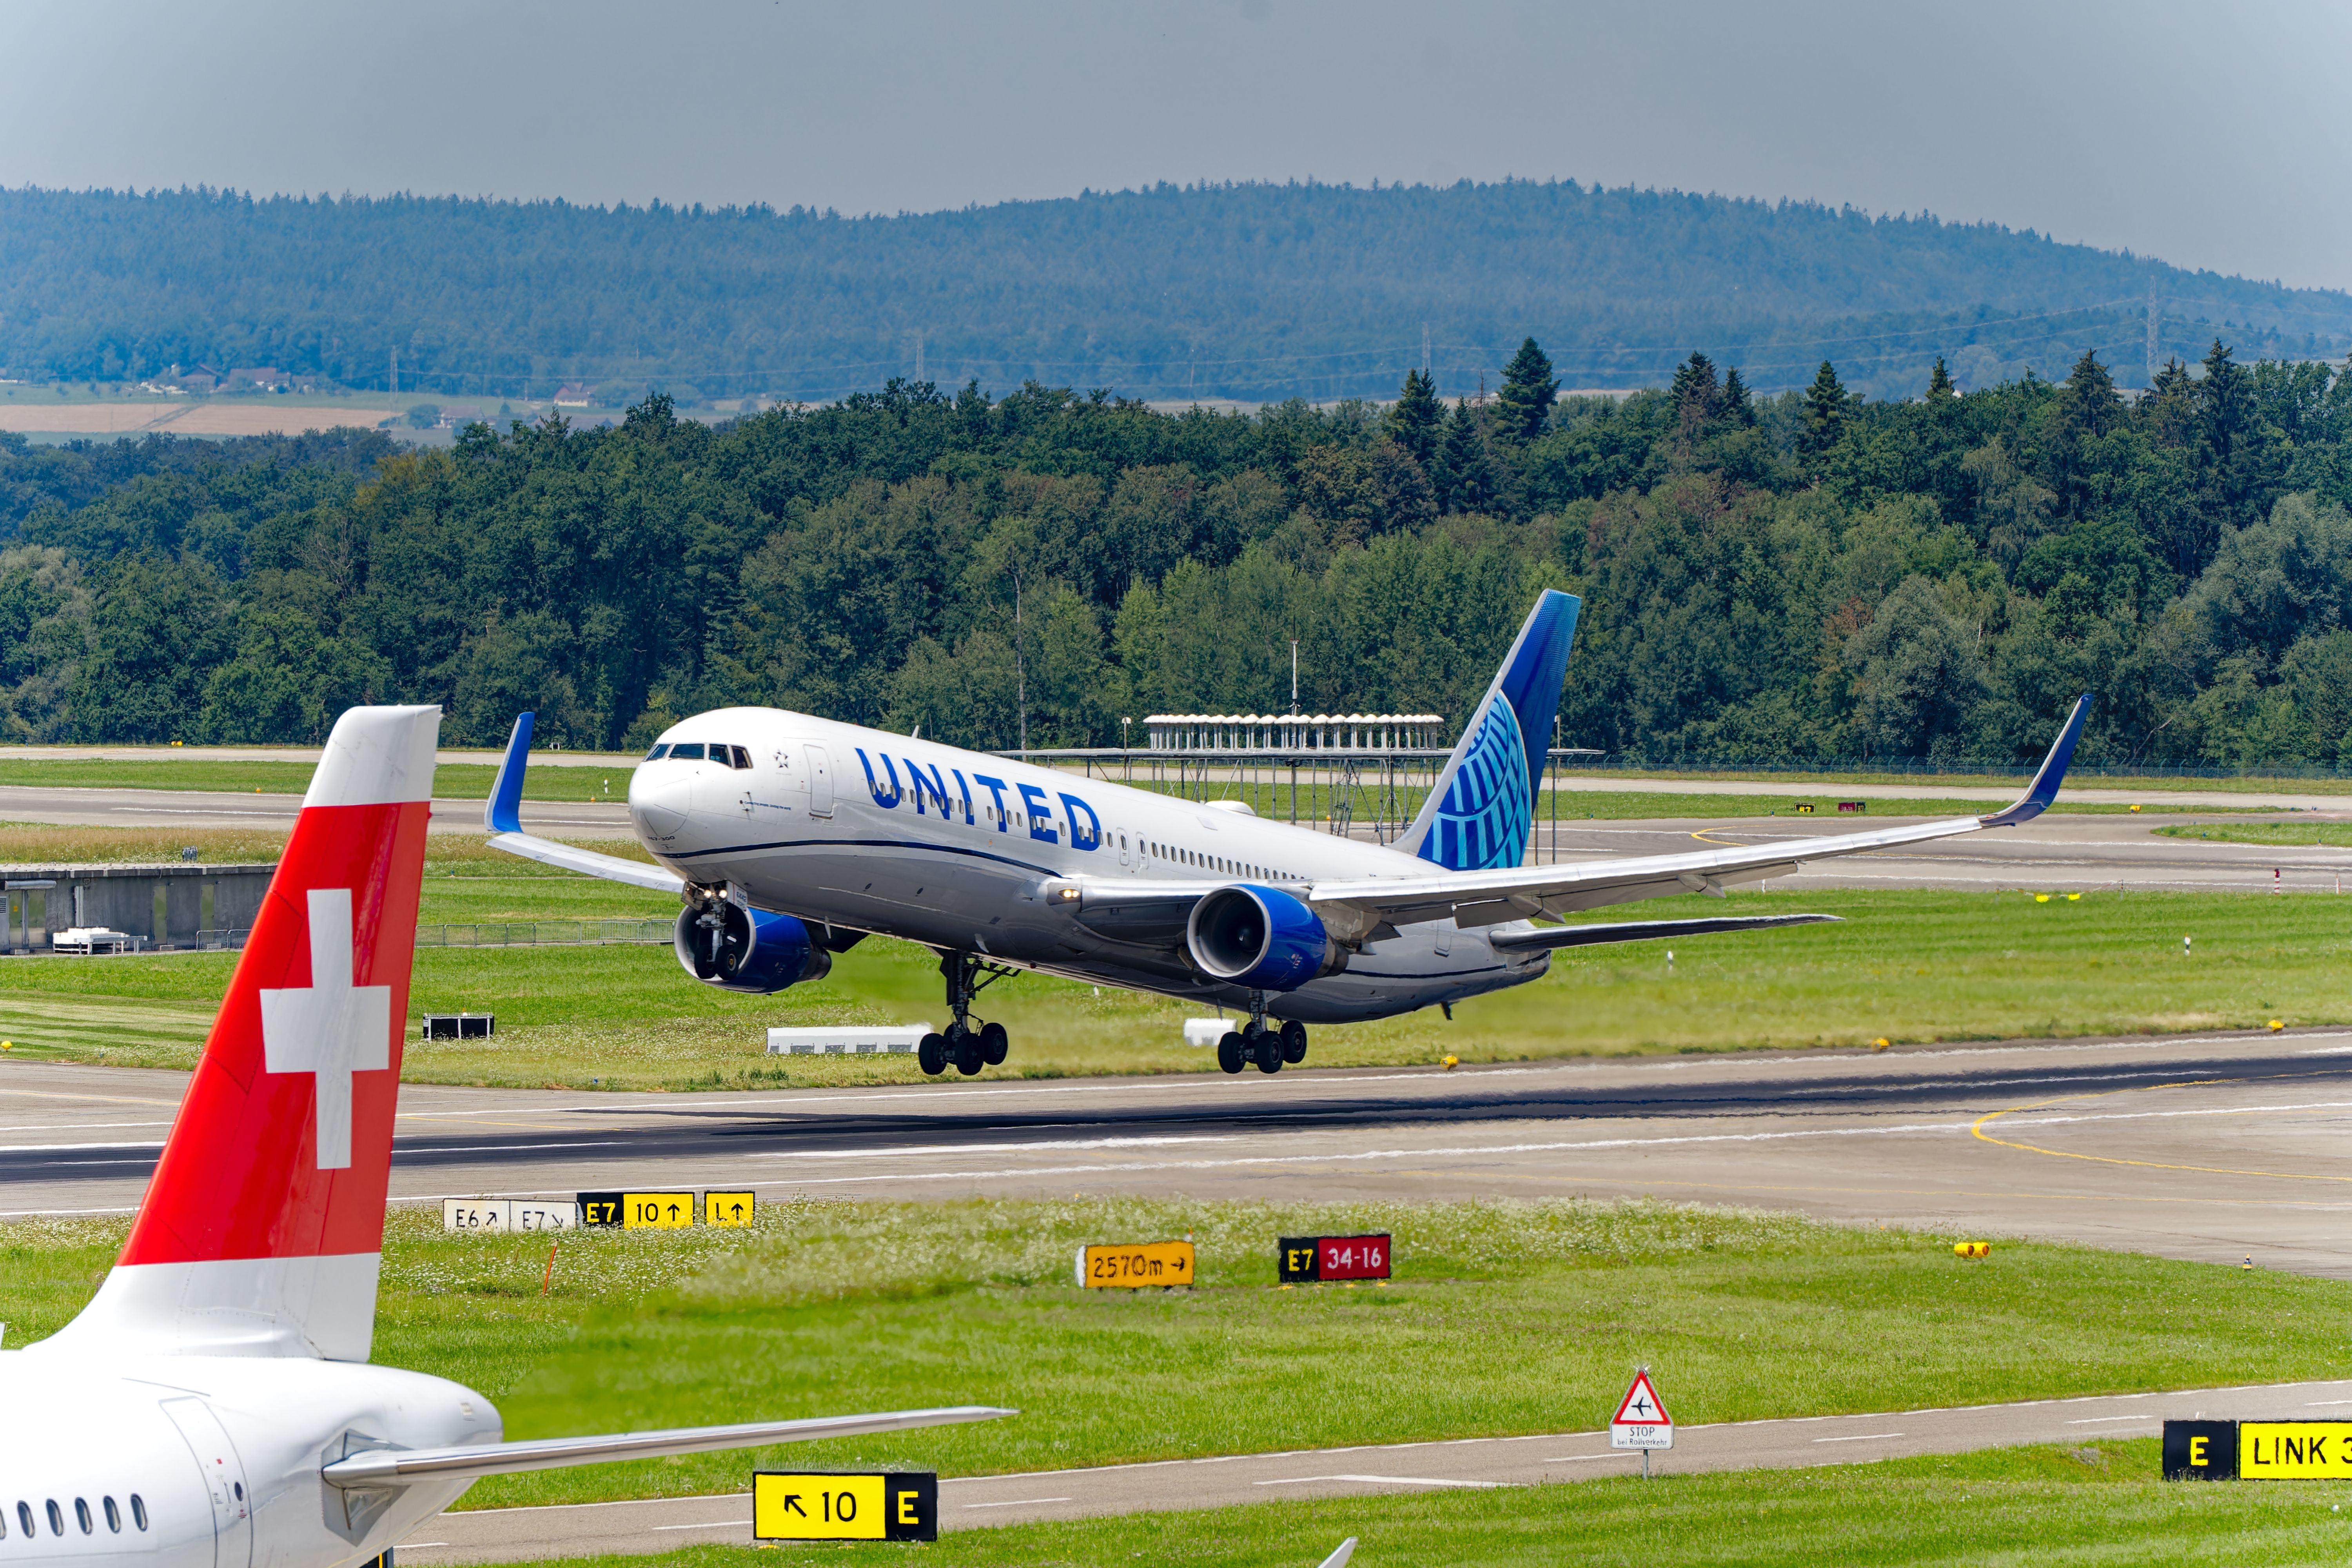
[628,709,1548,1022]
[0,1353,495,1568]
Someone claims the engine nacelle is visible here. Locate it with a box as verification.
[673,902,832,994]
[1186,884,1348,991]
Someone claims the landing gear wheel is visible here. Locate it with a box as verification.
[917,1033,948,1077]
[1252,1029,1284,1074]
[980,1020,1009,1065]
[954,1034,985,1075]
[1280,1020,1307,1063]
[1218,1031,1247,1074]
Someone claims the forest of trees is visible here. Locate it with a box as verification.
[3,180,2348,403]
[5,336,2352,770]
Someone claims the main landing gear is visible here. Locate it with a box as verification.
[918,949,1017,1077]
[1218,993,1308,1075]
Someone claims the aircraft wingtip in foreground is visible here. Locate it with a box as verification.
[485,592,2091,1077]
[11,703,1005,1568]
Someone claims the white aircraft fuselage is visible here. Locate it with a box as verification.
[627,710,1546,1023]
[0,1354,488,1568]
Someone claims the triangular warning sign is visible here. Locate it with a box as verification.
[1612,1370,1671,1428]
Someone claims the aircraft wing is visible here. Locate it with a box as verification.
[483,712,686,895]
[1304,694,2091,945]
[321,1406,1011,1486]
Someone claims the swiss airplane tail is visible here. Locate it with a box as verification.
[1401,590,1581,872]
[39,706,439,1361]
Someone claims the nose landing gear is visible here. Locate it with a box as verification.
[919,951,1019,1077]
[1217,994,1307,1075]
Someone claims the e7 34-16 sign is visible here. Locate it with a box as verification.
[1278,1234,1390,1283]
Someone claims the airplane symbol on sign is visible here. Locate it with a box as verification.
[1628,1396,1653,1417]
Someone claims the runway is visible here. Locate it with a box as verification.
[5,778,2350,891]
[7,1027,2352,1275]
[395,1377,2352,1558]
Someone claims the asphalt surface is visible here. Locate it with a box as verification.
[6,1027,2351,1274]
[394,1377,2352,1558]
[5,780,2351,892]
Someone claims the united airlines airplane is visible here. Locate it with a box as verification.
[485,591,2091,1078]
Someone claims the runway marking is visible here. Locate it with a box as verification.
[961,1498,1072,1509]
[1973,1071,2352,1183]
[1255,1474,1508,1489]
[2065,1417,2153,1425]
[752,1135,1232,1160]
[650,1521,749,1532]
[1813,1432,1904,1443]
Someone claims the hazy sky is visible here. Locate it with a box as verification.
[4,0,2347,292]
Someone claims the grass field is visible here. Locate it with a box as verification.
[2,1198,2342,1518]
[2,876,2346,1087]
[2161,821,2352,849]
[579,1443,2352,1567]
[3,823,2346,1089]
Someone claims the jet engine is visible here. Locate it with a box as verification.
[673,901,832,994]
[1186,884,1349,991]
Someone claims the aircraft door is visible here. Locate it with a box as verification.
[805,745,835,818]
[160,1398,252,1568]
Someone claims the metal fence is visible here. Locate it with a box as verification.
[415,918,672,948]
[194,919,673,954]
[1020,746,1646,864]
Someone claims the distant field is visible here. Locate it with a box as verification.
[1,1198,2340,1518]
[0,758,629,800]
[0,399,396,435]
[2,881,2345,1088]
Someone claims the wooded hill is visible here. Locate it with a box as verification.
[5,335,2352,771]
[3,180,2348,405]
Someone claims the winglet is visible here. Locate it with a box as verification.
[1979,693,2092,828]
[486,711,534,834]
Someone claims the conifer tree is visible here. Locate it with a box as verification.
[1926,357,1956,399]
[1433,398,1499,514]
[1384,367,1443,467]
[1799,359,1851,463]
[1720,365,1755,426]
[1669,351,1719,428]
[1495,337,1558,442]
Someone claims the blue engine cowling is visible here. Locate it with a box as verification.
[1185,884,1349,991]
[673,902,832,994]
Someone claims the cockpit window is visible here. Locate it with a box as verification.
[644,743,670,760]
[735,745,754,769]
[669,742,706,761]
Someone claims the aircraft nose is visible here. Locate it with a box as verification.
[629,769,693,839]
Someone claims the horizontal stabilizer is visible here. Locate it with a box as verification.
[322,1406,1013,1488]
[1489,912,1839,952]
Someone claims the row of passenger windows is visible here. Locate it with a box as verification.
[3,1495,147,1539]
[1135,838,1288,882]
[644,742,754,768]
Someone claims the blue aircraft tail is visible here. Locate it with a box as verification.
[1401,590,1581,872]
